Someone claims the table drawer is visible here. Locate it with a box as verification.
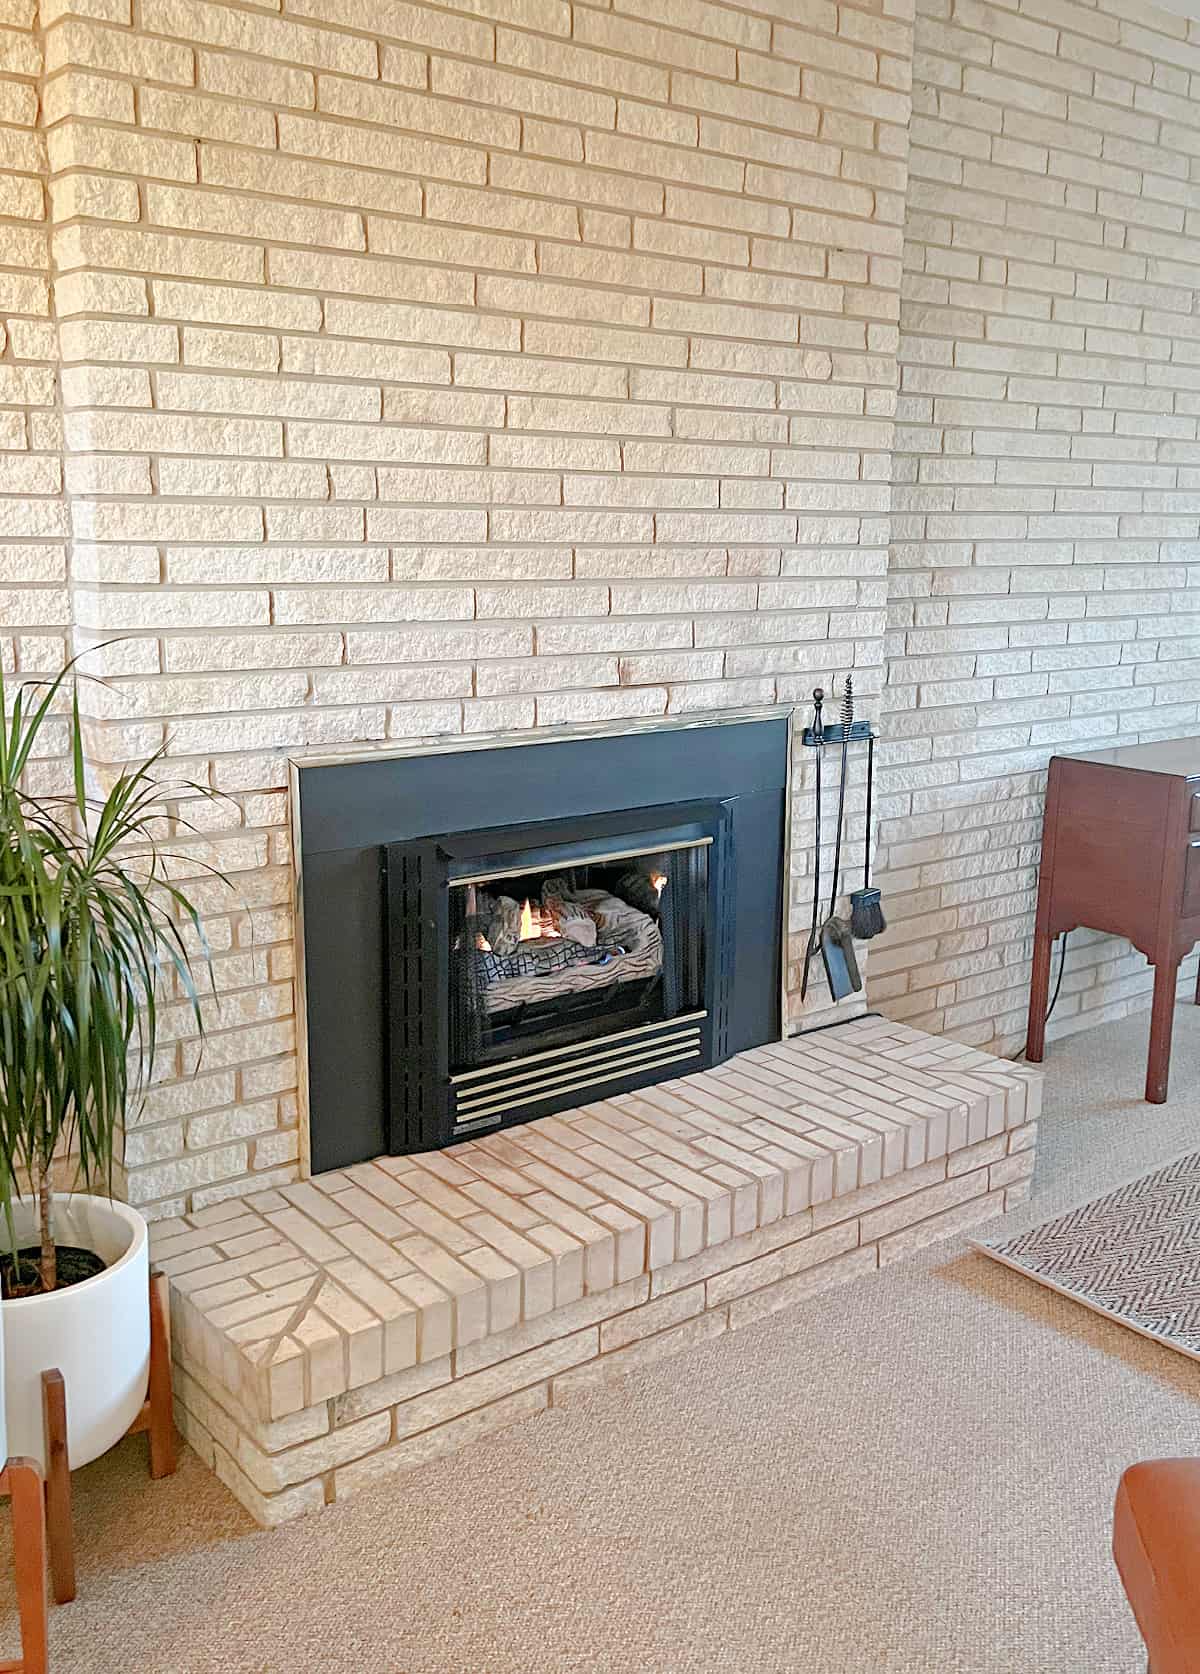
[1186,839,1200,915]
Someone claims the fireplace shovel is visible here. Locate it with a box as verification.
[819,679,862,1002]
[848,730,886,941]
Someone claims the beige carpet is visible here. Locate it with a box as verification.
[7,1010,1200,1674]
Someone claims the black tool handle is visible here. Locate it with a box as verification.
[828,677,853,917]
[801,688,825,1000]
[811,688,825,940]
[863,731,874,890]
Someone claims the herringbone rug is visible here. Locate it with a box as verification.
[976,1148,1200,1359]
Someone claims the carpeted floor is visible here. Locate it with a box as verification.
[7,1009,1200,1674]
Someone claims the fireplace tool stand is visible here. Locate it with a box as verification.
[799,682,878,1002]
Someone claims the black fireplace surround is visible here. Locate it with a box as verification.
[295,716,789,1174]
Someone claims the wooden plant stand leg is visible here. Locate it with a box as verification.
[40,1370,75,1606]
[127,1271,177,1480]
[0,1457,49,1674]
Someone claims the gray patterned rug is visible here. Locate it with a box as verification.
[973,1149,1200,1361]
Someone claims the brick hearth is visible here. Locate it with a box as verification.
[154,1016,1040,1525]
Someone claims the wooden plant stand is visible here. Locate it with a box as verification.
[0,1455,48,1674]
[0,1272,175,1669]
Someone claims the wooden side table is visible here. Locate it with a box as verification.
[1026,738,1200,1103]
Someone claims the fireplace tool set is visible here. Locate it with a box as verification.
[800,677,885,1003]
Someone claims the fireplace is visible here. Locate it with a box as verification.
[292,711,791,1173]
[389,798,728,1147]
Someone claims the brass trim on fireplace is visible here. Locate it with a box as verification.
[289,703,796,1178]
[450,1008,708,1085]
[453,1040,703,1129]
[451,1039,705,1133]
[449,834,712,889]
[452,1024,705,1110]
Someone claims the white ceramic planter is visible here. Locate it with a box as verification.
[1,1193,149,1472]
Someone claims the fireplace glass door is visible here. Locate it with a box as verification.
[436,803,726,1134]
[447,837,708,1077]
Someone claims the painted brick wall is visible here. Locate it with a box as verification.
[875,0,1200,1050]
[18,0,914,1215]
[1,3,66,683]
[6,0,1199,1217]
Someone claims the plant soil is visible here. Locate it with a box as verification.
[0,1244,106,1299]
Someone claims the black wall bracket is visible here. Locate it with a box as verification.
[801,719,875,748]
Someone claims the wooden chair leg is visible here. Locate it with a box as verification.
[40,1370,75,1606]
[5,1458,49,1674]
[147,1271,176,1480]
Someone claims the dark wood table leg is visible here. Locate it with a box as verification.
[3,1457,49,1674]
[1026,924,1053,1063]
[1146,957,1180,1104]
[40,1369,75,1605]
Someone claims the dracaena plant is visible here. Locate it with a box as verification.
[0,660,217,1295]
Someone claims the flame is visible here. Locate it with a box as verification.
[519,898,560,941]
[650,871,668,898]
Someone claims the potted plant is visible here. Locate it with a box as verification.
[0,662,216,1470]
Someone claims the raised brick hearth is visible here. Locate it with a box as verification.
[154,1015,1040,1525]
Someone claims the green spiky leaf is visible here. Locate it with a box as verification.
[0,659,225,1294]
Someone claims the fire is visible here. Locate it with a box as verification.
[650,871,668,898]
[518,898,560,941]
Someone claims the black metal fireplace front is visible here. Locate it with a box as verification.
[385,799,734,1150]
[293,713,790,1173]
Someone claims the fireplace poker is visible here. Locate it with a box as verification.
[800,687,825,1002]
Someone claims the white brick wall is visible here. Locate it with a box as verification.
[0,3,66,681]
[877,0,1200,1051]
[3,0,1196,1214]
[5,0,914,1214]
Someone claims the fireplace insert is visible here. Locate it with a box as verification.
[387,800,732,1147]
[293,713,790,1171]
